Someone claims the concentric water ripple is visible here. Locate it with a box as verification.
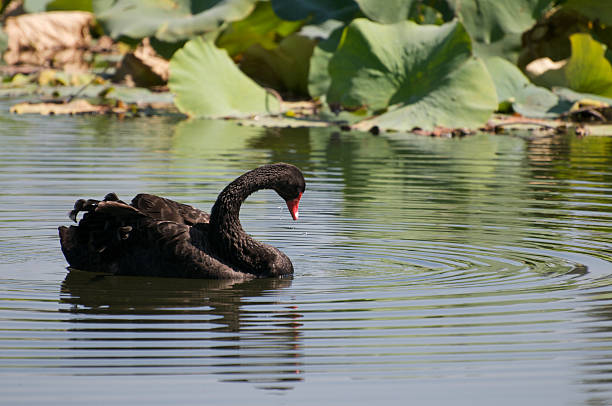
[2,105,612,404]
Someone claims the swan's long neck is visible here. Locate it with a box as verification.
[208,167,282,275]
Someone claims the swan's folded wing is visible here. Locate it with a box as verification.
[141,220,250,279]
[131,193,210,225]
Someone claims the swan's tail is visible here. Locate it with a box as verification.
[58,194,142,273]
[58,224,88,270]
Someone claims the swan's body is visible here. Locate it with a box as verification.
[58,163,305,279]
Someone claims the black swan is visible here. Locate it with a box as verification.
[58,163,305,279]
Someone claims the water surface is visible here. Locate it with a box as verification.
[2,103,612,405]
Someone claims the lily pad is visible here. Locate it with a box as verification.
[554,87,612,107]
[326,19,497,131]
[527,33,612,98]
[467,60,612,120]
[168,37,280,118]
[481,56,577,118]
[216,1,303,57]
[564,34,612,97]
[354,0,415,24]
[270,0,359,24]
[236,115,332,128]
[517,8,592,70]
[512,86,573,119]
[483,57,531,104]
[307,24,344,98]
[452,0,551,62]
[103,86,174,105]
[95,0,257,43]
[240,33,316,97]
[23,0,93,12]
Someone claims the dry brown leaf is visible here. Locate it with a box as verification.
[4,11,93,70]
[6,48,89,71]
[10,99,106,115]
[5,11,93,50]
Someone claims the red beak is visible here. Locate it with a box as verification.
[285,192,302,220]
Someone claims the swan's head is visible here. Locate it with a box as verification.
[271,163,305,221]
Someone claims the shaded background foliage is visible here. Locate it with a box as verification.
[1,0,612,131]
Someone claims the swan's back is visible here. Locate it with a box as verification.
[131,193,210,225]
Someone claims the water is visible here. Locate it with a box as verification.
[1,101,612,405]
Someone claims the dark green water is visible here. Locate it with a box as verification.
[1,103,612,405]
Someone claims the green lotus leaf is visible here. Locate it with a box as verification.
[307,25,344,98]
[554,87,612,107]
[24,0,93,12]
[95,0,257,43]
[483,57,530,103]
[240,34,316,97]
[481,56,575,117]
[452,0,551,62]
[564,0,612,26]
[565,33,612,97]
[354,0,415,24]
[512,85,572,119]
[270,0,359,23]
[327,19,497,131]
[216,1,303,57]
[528,34,612,98]
[103,86,174,105]
[484,56,612,119]
[516,8,603,70]
[168,37,280,118]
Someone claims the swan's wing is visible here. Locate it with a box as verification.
[131,193,210,225]
[59,200,247,279]
[149,221,249,279]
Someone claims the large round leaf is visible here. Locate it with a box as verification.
[564,0,612,26]
[354,0,415,24]
[307,25,344,98]
[271,0,359,24]
[512,86,572,119]
[327,19,497,130]
[565,34,612,97]
[483,57,530,103]
[240,34,315,97]
[554,87,612,107]
[95,0,257,43]
[483,54,612,119]
[527,33,612,98]
[24,0,93,12]
[216,1,302,57]
[168,37,280,118]
[452,0,551,62]
[481,56,569,117]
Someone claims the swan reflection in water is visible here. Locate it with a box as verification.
[60,270,303,390]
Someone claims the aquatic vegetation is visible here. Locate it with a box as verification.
[169,36,280,117]
[1,0,611,134]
